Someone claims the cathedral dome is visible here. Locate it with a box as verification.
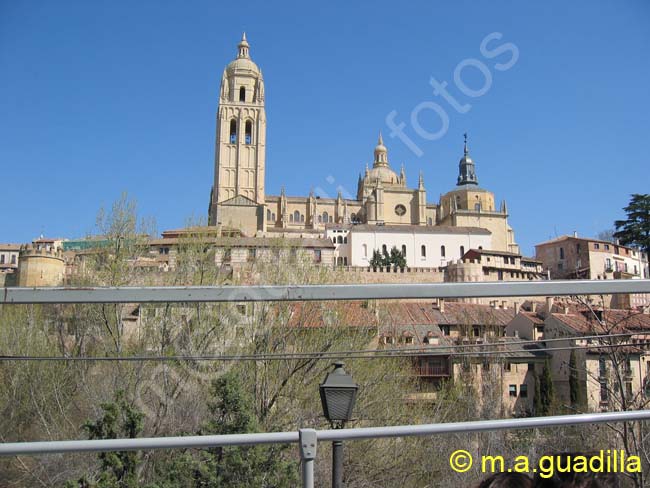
[367,166,399,185]
[367,132,399,185]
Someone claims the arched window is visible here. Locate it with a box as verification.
[474,203,481,211]
[478,246,483,250]
[421,245,426,257]
[239,86,246,102]
[318,215,322,223]
[289,213,294,223]
[245,120,252,144]
[382,244,387,255]
[441,245,446,257]
[343,257,348,265]
[267,209,271,221]
[300,214,305,223]
[401,244,407,257]
[272,213,276,222]
[460,246,465,256]
[337,236,343,244]
[229,119,237,143]
[343,236,348,244]
[293,210,300,223]
[322,211,329,223]
[329,215,333,223]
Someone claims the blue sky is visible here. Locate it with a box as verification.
[1,0,649,256]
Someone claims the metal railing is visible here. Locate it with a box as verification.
[2,279,650,487]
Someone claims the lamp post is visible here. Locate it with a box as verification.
[319,362,358,488]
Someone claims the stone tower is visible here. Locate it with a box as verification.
[209,33,267,233]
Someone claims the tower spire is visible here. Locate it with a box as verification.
[237,32,250,58]
[457,132,478,186]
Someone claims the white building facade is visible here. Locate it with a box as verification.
[326,225,492,268]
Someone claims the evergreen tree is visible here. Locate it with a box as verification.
[389,246,407,269]
[66,391,144,488]
[614,194,650,263]
[158,372,297,488]
[534,371,542,415]
[369,249,382,269]
[539,359,555,415]
[568,349,584,409]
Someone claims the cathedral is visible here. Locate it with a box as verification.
[208,35,519,255]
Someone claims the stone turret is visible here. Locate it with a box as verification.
[18,243,65,287]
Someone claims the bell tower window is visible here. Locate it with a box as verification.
[245,121,252,144]
[239,86,246,102]
[229,119,237,143]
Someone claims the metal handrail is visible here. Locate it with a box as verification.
[2,279,650,304]
[3,410,650,487]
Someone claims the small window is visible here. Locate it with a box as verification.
[605,244,610,250]
[401,244,406,257]
[473,326,480,337]
[247,248,256,262]
[343,237,348,244]
[322,211,329,223]
[421,245,426,257]
[11,255,16,264]
[0,255,4,264]
[504,362,511,372]
[314,249,322,263]
[440,245,446,258]
[600,382,608,402]
[229,119,237,143]
[594,243,600,250]
[382,244,387,255]
[474,203,481,211]
[460,246,465,256]
[441,325,450,336]
[245,120,252,144]
[362,244,368,257]
[520,384,528,398]
[239,86,246,102]
[337,236,343,244]
[300,214,305,223]
[509,385,517,397]
[527,363,534,372]
[559,247,565,259]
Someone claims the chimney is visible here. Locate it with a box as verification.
[439,299,445,313]
[573,231,578,238]
[501,300,508,310]
[545,297,554,313]
[513,301,520,312]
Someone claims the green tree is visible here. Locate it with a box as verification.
[539,359,556,415]
[614,194,650,264]
[158,372,297,488]
[389,246,406,270]
[568,349,585,410]
[66,391,145,488]
[369,249,383,269]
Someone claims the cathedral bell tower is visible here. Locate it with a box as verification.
[209,33,267,232]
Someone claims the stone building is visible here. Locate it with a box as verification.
[207,35,519,256]
[535,234,649,308]
[17,239,65,287]
[506,304,650,412]
[0,243,20,286]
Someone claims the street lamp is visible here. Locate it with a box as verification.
[320,362,358,488]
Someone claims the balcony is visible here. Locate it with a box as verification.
[415,360,451,377]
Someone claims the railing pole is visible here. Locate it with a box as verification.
[299,429,317,488]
